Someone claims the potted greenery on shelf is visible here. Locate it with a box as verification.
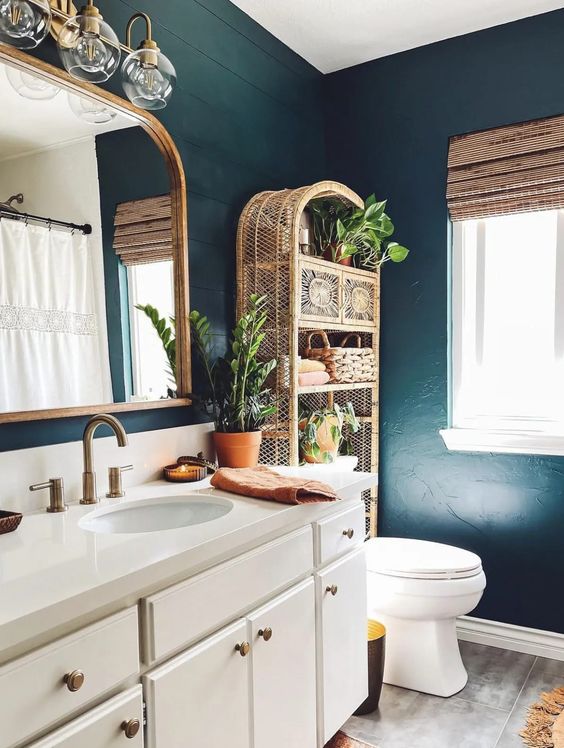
[298,402,360,465]
[190,294,277,468]
[309,194,409,269]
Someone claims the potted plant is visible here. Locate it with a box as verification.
[135,303,177,397]
[298,402,360,465]
[190,294,277,468]
[309,194,409,269]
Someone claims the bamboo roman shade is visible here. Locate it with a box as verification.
[113,194,173,265]
[447,114,564,221]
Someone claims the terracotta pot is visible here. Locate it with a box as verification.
[323,244,353,266]
[213,430,262,468]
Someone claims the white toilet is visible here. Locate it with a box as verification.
[365,537,486,698]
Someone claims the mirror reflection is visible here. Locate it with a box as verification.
[0,60,179,415]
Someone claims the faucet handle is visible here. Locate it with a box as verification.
[30,477,68,514]
[106,465,133,499]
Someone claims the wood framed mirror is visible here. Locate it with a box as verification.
[0,44,191,424]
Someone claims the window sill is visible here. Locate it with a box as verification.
[439,428,564,456]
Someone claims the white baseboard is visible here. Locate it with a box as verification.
[457,616,564,661]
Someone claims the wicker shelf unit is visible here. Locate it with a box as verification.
[236,181,380,535]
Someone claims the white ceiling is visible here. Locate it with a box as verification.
[231,0,563,73]
[0,61,135,162]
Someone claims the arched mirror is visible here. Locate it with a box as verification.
[0,46,190,423]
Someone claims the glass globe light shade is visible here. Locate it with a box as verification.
[5,66,60,100]
[0,0,51,49]
[121,46,176,111]
[57,10,120,83]
[68,92,117,124]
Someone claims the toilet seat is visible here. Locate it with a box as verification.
[365,537,482,580]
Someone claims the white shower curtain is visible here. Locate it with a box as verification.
[0,220,113,412]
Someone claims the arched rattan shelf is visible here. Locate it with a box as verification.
[236,181,379,535]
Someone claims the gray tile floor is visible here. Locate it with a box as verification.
[343,641,564,748]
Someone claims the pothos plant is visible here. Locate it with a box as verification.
[190,294,277,433]
[299,402,360,464]
[309,194,409,269]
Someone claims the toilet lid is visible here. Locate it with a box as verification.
[365,537,482,580]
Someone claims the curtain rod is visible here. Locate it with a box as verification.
[0,209,92,235]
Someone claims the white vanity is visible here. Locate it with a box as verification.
[0,471,375,748]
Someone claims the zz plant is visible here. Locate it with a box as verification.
[190,294,277,433]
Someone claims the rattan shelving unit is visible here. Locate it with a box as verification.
[236,181,380,536]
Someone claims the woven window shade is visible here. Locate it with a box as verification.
[113,194,173,265]
[447,114,564,221]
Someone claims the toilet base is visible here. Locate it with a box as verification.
[374,613,468,697]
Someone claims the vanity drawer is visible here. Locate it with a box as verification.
[314,503,365,565]
[0,607,139,748]
[142,526,313,664]
[28,686,144,747]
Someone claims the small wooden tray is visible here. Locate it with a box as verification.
[0,510,22,535]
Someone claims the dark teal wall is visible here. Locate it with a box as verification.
[325,10,564,632]
[0,0,325,451]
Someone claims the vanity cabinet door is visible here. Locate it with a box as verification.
[248,579,317,748]
[316,548,368,745]
[143,619,250,748]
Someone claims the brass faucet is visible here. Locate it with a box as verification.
[80,414,128,505]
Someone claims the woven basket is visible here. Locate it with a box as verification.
[0,510,22,535]
[303,331,377,384]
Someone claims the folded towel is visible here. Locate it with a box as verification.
[298,371,331,386]
[298,358,327,373]
[210,465,338,505]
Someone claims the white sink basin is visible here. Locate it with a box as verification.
[79,495,234,534]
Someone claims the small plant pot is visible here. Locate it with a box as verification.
[213,431,262,468]
[323,244,353,266]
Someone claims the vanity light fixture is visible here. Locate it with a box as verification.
[56,0,120,82]
[121,12,175,111]
[67,91,116,123]
[0,2,177,109]
[0,0,51,49]
[5,65,60,99]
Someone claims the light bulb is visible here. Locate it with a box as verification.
[6,66,61,99]
[121,47,176,111]
[0,0,50,48]
[57,7,120,83]
[74,32,108,72]
[67,92,117,124]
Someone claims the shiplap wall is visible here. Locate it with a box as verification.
[0,0,325,450]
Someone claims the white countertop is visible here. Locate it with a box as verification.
[0,469,377,656]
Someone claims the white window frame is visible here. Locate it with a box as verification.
[440,213,564,456]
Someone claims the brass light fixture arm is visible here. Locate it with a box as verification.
[125,12,152,48]
[48,0,135,53]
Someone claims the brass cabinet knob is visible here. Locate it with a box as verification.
[121,718,140,739]
[235,641,250,657]
[63,669,85,692]
[258,627,273,642]
[343,528,355,539]
[325,584,338,596]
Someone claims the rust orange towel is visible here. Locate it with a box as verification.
[210,465,338,505]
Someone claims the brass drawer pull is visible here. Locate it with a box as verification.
[235,641,250,657]
[325,584,338,596]
[343,528,355,539]
[121,718,140,739]
[258,627,273,642]
[63,669,85,692]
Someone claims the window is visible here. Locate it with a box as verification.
[128,260,175,401]
[442,113,564,455]
[441,209,564,454]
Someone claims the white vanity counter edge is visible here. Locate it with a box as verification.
[0,469,377,659]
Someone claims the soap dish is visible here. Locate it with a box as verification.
[0,510,22,535]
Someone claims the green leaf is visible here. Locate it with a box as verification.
[388,244,409,262]
[336,218,346,241]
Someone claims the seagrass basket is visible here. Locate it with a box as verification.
[303,331,377,384]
